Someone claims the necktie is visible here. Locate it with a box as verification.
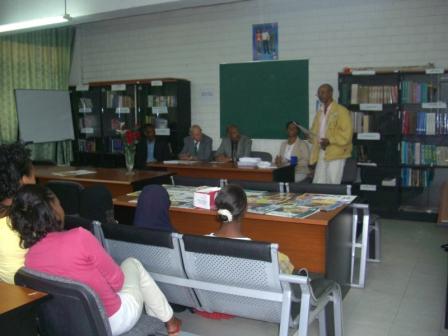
[194,141,198,155]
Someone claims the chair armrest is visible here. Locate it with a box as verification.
[278,273,312,302]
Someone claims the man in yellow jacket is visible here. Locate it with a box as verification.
[310,84,353,184]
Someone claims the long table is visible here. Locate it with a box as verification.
[113,193,353,291]
[0,282,48,336]
[148,162,295,182]
[35,166,173,197]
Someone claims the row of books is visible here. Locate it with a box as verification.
[78,139,96,153]
[148,95,177,108]
[351,111,374,133]
[340,84,398,105]
[401,81,438,103]
[79,98,93,109]
[401,141,448,166]
[401,111,448,135]
[401,168,433,187]
[106,92,134,108]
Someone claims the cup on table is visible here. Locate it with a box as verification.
[290,156,298,165]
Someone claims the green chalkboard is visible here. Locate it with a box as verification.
[220,60,309,139]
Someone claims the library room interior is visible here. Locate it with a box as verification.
[1,1,448,336]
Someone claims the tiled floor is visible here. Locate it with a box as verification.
[176,219,448,336]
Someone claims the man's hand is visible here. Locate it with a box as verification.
[216,155,232,163]
[274,155,283,165]
[320,138,330,150]
[179,153,192,160]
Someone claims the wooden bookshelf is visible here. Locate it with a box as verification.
[70,78,191,167]
[339,68,448,220]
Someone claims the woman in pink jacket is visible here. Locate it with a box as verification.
[10,184,181,336]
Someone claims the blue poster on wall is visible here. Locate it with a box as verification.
[252,23,278,61]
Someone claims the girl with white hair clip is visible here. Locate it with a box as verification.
[207,184,294,274]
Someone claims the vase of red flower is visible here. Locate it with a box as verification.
[122,130,140,174]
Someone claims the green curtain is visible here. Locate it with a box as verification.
[0,27,75,164]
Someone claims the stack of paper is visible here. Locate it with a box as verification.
[238,157,261,167]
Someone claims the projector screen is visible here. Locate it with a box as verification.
[15,89,75,143]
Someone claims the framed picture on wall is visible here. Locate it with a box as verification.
[252,23,278,61]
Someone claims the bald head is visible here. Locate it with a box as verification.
[190,125,203,142]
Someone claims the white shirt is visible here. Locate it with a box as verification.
[283,143,295,161]
[319,103,333,140]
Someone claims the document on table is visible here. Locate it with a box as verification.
[52,170,96,177]
[163,160,199,165]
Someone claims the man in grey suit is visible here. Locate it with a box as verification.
[215,125,252,162]
[179,124,213,161]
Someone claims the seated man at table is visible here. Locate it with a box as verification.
[215,125,252,162]
[179,125,213,162]
[135,124,172,168]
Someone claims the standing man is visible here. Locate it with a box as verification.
[215,125,252,162]
[310,84,353,184]
[179,125,213,161]
[135,124,172,168]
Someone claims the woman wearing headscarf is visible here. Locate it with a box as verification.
[133,185,174,232]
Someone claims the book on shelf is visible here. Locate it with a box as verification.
[401,168,434,187]
[401,141,448,166]
[343,84,398,104]
[78,139,96,153]
[351,111,375,133]
[402,111,448,135]
[401,81,438,103]
[148,95,177,108]
[106,92,134,108]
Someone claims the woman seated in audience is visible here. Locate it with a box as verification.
[275,121,310,182]
[209,184,294,274]
[0,143,35,284]
[10,184,181,336]
[133,185,174,232]
[80,185,118,225]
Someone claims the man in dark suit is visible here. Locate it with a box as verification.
[135,124,172,168]
[215,124,252,162]
[179,125,213,162]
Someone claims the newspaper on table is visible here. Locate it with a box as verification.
[267,205,320,219]
[290,193,357,211]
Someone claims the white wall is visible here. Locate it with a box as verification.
[70,0,448,157]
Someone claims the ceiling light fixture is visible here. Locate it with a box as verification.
[0,0,70,34]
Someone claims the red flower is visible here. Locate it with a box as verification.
[125,131,133,145]
[122,129,141,145]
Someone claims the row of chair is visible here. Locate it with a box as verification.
[46,175,379,288]
[45,181,114,223]
[170,175,353,195]
[15,220,343,336]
